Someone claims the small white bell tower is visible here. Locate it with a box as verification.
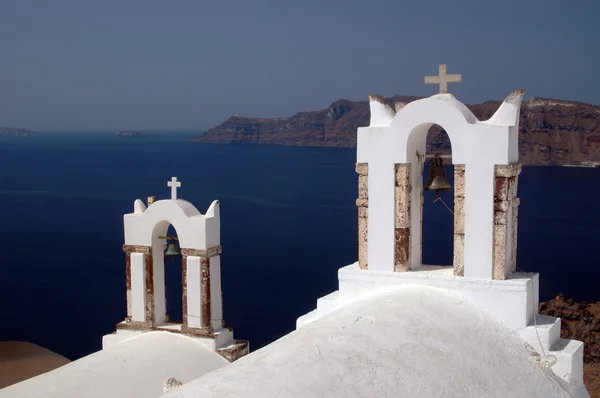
[103,177,248,362]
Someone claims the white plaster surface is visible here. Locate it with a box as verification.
[410,160,424,269]
[505,198,514,278]
[519,315,562,355]
[102,326,235,353]
[209,255,223,330]
[161,286,577,398]
[152,242,167,325]
[130,253,146,322]
[358,92,523,278]
[124,199,220,250]
[1,332,229,398]
[186,256,202,328]
[330,263,538,329]
[368,96,396,126]
[102,329,143,349]
[296,262,585,390]
[551,339,585,390]
[133,199,146,214]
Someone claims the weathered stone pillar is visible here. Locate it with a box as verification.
[181,254,207,333]
[201,256,212,332]
[512,197,520,273]
[208,255,224,331]
[144,252,155,325]
[122,244,153,327]
[181,246,222,335]
[394,164,411,272]
[453,165,465,276]
[124,250,133,321]
[356,163,368,270]
[182,255,188,326]
[492,163,522,280]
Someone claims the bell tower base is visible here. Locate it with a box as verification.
[102,326,249,363]
[296,262,584,390]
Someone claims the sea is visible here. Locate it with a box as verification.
[0,132,599,361]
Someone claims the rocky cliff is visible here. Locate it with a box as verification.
[191,96,600,166]
[540,295,600,397]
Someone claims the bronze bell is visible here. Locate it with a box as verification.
[165,243,181,257]
[424,154,452,197]
[164,240,181,262]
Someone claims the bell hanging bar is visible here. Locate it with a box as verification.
[416,150,451,163]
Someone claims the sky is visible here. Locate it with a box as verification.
[0,0,598,131]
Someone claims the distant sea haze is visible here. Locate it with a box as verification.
[0,132,598,361]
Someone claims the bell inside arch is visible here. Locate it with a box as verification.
[164,242,181,258]
[424,154,452,197]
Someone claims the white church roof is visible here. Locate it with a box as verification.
[160,285,572,398]
[0,332,228,398]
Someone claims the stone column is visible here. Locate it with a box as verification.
[124,249,133,321]
[201,256,212,332]
[453,165,465,276]
[144,252,155,325]
[492,163,522,280]
[356,163,369,270]
[181,246,222,335]
[182,255,188,326]
[512,197,520,273]
[122,244,153,327]
[182,254,202,331]
[394,164,411,272]
[209,255,224,331]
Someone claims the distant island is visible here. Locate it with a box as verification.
[191,96,600,167]
[117,131,160,138]
[0,127,35,136]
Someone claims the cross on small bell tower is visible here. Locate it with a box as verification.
[424,64,462,94]
[167,177,181,200]
[111,181,250,362]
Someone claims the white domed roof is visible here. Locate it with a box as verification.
[161,285,573,397]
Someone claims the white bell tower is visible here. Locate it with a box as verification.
[103,177,248,362]
[298,65,585,389]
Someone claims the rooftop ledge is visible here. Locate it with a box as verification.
[340,263,537,287]
[335,262,539,330]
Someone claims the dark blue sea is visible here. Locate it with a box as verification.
[0,132,598,361]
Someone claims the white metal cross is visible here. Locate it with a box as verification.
[424,64,462,94]
[167,177,181,200]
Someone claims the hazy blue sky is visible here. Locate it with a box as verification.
[1,0,598,131]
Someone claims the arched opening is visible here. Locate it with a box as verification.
[422,124,454,266]
[163,225,183,323]
[151,221,183,326]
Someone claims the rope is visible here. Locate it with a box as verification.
[433,196,454,215]
[517,266,547,357]
[431,196,555,365]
